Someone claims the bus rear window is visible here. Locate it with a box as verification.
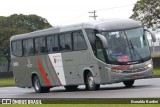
[12,41,22,57]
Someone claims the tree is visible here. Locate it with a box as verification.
[0,14,52,32]
[0,14,52,71]
[130,0,160,30]
[0,28,27,71]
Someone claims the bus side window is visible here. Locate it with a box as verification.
[59,34,65,51]
[12,41,22,57]
[73,31,87,50]
[35,37,46,54]
[52,35,59,52]
[59,33,72,51]
[96,40,105,62]
[40,37,46,53]
[12,41,17,55]
[35,38,40,54]
[22,39,34,56]
[22,40,28,56]
[85,29,98,55]
[46,36,52,52]
[47,35,59,53]
[65,33,72,50]
[28,39,34,55]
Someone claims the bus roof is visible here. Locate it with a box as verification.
[10,18,142,41]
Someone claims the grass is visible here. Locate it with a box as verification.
[153,68,160,75]
[0,78,15,87]
[0,104,160,107]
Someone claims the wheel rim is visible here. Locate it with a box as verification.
[88,76,94,88]
[35,79,40,91]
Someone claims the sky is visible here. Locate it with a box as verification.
[0,0,138,26]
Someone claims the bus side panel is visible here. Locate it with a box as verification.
[61,51,88,85]
[61,50,101,86]
[12,56,39,87]
[12,57,29,87]
[97,61,112,84]
[32,54,64,87]
[13,54,64,88]
[31,55,63,87]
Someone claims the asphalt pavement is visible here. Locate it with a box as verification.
[0,78,160,98]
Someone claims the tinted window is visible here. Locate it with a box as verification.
[85,29,96,53]
[65,33,72,50]
[96,40,105,62]
[47,35,59,52]
[12,41,22,56]
[12,42,16,55]
[35,37,46,54]
[59,34,65,51]
[47,36,52,52]
[28,39,34,55]
[85,29,96,44]
[22,39,34,56]
[73,31,87,50]
[23,40,28,56]
[59,33,72,51]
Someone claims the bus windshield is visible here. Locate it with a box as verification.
[101,27,151,64]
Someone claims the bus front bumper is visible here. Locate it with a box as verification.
[109,67,153,83]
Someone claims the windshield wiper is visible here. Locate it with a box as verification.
[129,40,144,62]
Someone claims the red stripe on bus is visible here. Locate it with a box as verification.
[37,57,51,87]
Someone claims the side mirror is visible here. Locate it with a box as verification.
[144,29,156,42]
[96,34,108,49]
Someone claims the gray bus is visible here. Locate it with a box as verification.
[10,19,156,93]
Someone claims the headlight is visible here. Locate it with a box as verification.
[147,63,152,68]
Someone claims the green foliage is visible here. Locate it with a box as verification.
[0,28,27,49]
[0,78,15,86]
[0,14,52,32]
[0,14,52,50]
[0,14,52,71]
[153,68,160,76]
[130,0,160,30]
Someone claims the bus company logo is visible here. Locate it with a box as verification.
[27,58,32,67]
[2,99,11,104]
[54,58,56,63]
[53,57,61,63]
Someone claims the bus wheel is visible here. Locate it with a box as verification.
[123,80,135,87]
[33,76,50,93]
[86,72,100,91]
[64,85,78,91]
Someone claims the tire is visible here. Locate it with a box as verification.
[123,80,135,87]
[64,85,78,91]
[86,72,100,91]
[33,76,50,93]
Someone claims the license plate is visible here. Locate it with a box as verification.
[131,75,138,79]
